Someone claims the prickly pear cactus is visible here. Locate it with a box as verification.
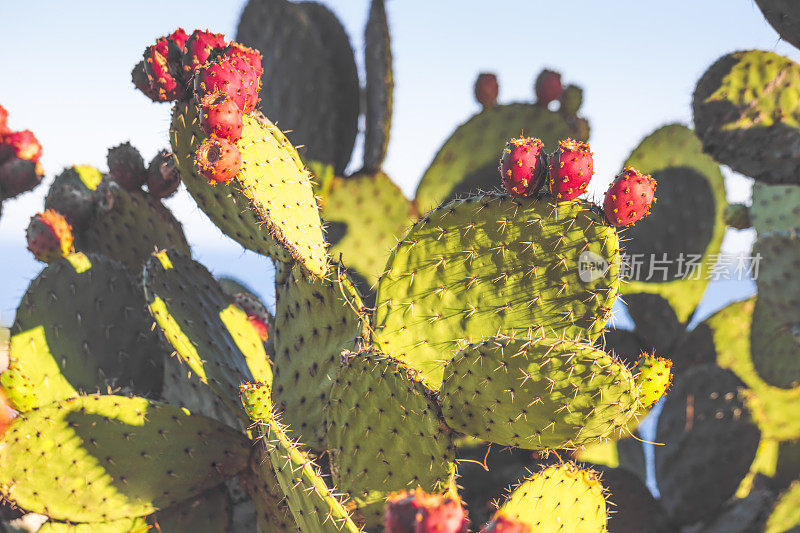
[363,0,393,173]
[756,0,800,49]
[750,181,800,234]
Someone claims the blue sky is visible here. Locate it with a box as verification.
[0,0,793,322]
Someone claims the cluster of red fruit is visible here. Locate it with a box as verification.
[0,105,43,200]
[106,143,181,199]
[133,28,264,185]
[499,137,656,227]
[384,490,530,533]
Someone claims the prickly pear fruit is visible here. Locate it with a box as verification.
[146,150,180,199]
[474,72,499,109]
[224,42,264,80]
[0,130,42,162]
[233,292,270,342]
[480,516,532,533]
[107,141,147,191]
[0,391,14,437]
[0,105,8,134]
[603,166,656,227]
[0,158,43,199]
[559,84,583,116]
[199,92,243,141]
[635,353,673,408]
[26,209,74,263]
[131,60,161,101]
[499,137,547,197]
[724,203,751,230]
[143,37,185,101]
[194,55,253,113]
[182,29,226,75]
[385,491,469,533]
[195,137,241,184]
[534,69,562,106]
[548,139,593,200]
[167,27,189,50]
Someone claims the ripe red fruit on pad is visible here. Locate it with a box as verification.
[499,137,547,197]
[143,37,185,101]
[480,515,532,533]
[0,130,43,163]
[548,138,593,200]
[225,42,264,80]
[182,29,227,75]
[534,69,563,106]
[195,137,242,184]
[0,105,9,135]
[384,490,469,533]
[474,72,499,108]
[603,166,657,227]
[26,209,75,263]
[194,56,249,113]
[199,92,244,141]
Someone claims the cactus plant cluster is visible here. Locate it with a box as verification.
[0,104,44,217]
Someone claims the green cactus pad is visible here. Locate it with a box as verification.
[655,365,761,525]
[0,395,250,522]
[414,104,584,214]
[374,195,620,386]
[495,463,608,532]
[80,183,190,273]
[621,124,726,322]
[756,0,800,48]
[321,172,416,288]
[37,518,149,532]
[753,231,800,323]
[693,50,800,184]
[1,253,164,411]
[441,336,640,449]
[696,488,774,533]
[326,351,456,526]
[634,354,673,408]
[242,445,295,533]
[765,481,800,533]
[299,2,360,175]
[363,0,393,172]
[593,466,672,533]
[273,262,365,449]
[171,102,328,276]
[143,250,273,417]
[696,298,800,440]
[147,484,231,532]
[751,298,800,390]
[240,383,361,533]
[751,181,800,234]
[44,165,104,231]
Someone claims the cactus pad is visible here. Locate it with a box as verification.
[143,250,273,416]
[2,253,163,411]
[440,336,641,449]
[415,104,584,214]
[37,518,149,532]
[0,395,250,522]
[171,102,328,276]
[621,124,726,322]
[765,481,800,533]
[273,262,365,448]
[751,181,800,234]
[655,365,761,525]
[594,466,671,533]
[753,231,800,322]
[321,171,415,288]
[374,194,620,385]
[494,463,608,532]
[756,0,800,49]
[693,50,800,184]
[751,297,800,389]
[80,183,190,273]
[326,351,456,526]
[363,0,393,172]
[147,484,231,532]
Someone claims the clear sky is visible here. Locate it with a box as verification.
[0,0,794,324]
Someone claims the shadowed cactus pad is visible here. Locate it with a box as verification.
[0,395,250,522]
[326,351,456,527]
[374,195,620,386]
[2,253,164,411]
[37,517,149,532]
[171,102,328,276]
[751,181,800,233]
[693,50,800,184]
[750,297,800,390]
[363,0,393,172]
[493,463,608,532]
[440,336,642,449]
[756,0,800,49]
[143,250,272,417]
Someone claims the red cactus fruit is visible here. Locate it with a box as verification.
[0,158,43,199]
[107,141,147,191]
[195,137,242,184]
[167,27,189,51]
[385,490,469,533]
[480,516,532,533]
[499,137,548,197]
[143,37,186,101]
[234,292,270,342]
[534,69,563,106]
[131,60,162,102]
[548,139,594,200]
[0,130,42,163]
[182,29,227,75]
[194,56,249,112]
[26,209,75,263]
[146,150,181,199]
[199,92,244,141]
[0,391,14,437]
[227,54,260,113]
[225,42,264,80]
[603,166,657,227]
[0,105,8,135]
[474,73,499,109]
